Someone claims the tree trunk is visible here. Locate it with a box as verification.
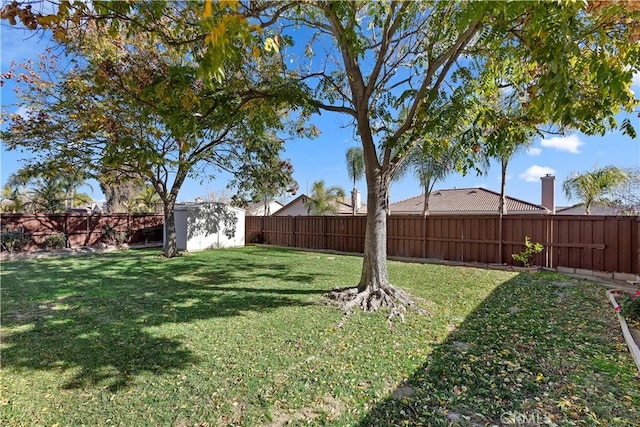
[351,188,357,216]
[358,168,390,292]
[500,159,508,216]
[162,196,178,258]
[422,191,431,217]
[327,159,418,318]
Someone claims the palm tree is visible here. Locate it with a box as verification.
[563,166,630,215]
[345,146,365,215]
[27,179,68,213]
[401,139,469,216]
[493,138,531,216]
[0,184,25,213]
[304,180,346,215]
[133,185,161,213]
[58,169,92,210]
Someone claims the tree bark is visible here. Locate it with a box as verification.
[422,191,431,217]
[162,196,178,258]
[351,187,357,216]
[358,165,390,292]
[500,159,508,216]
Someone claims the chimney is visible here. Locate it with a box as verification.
[356,191,362,212]
[541,174,555,214]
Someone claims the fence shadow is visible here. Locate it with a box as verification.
[358,273,638,426]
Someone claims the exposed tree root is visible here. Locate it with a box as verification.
[325,283,428,325]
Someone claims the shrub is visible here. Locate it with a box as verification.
[44,232,67,250]
[620,292,640,323]
[512,236,544,267]
[247,232,263,244]
[1,230,31,253]
[102,222,129,246]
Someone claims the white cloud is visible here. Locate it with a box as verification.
[13,106,30,118]
[540,135,583,154]
[632,72,640,97]
[526,147,542,156]
[519,165,556,183]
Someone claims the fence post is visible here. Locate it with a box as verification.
[323,216,328,250]
[498,214,503,265]
[292,216,296,247]
[422,215,427,259]
[64,212,69,248]
[261,216,265,242]
[636,217,640,275]
[459,218,464,262]
[545,216,552,269]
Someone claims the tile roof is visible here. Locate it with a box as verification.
[275,194,367,216]
[556,204,638,215]
[390,188,550,215]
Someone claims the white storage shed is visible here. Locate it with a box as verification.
[173,202,245,251]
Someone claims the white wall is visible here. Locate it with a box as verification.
[175,203,245,251]
[174,209,189,250]
[274,198,310,216]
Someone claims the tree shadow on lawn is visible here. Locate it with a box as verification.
[359,273,640,426]
[0,250,325,392]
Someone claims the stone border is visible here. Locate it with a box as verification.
[606,289,640,373]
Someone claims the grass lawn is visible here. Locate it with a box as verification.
[1,246,639,426]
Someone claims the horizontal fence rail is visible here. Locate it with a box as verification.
[1,213,164,249]
[246,214,640,276]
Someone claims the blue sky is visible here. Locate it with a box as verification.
[2,24,639,209]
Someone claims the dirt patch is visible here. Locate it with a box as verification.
[391,384,415,400]
[266,395,344,426]
[550,281,575,288]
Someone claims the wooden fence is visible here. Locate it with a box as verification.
[246,214,640,275]
[1,213,164,249]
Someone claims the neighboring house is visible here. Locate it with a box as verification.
[273,194,367,216]
[245,200,284,216]
[389,188,551,215]
[556,204,640,216]
[68,203,102,214]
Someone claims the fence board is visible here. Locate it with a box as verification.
[1,213,163,249]
[246,214,639,275]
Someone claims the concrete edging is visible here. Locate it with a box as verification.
[606,290,640,373]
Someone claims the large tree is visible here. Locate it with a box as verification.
[258,1,639,315]
[2,7,302,257]
[231,154,299,216]
[3,1,639,309]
